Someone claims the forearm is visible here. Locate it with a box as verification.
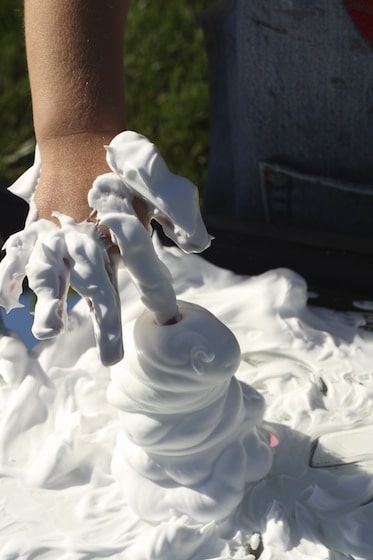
[25,0,129,143]
[24,0,130,222]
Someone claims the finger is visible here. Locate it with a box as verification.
[100,213,179,325]
[88,173,131,214]
[0,221,52,311]
[104,131,212,252]
[26,229,69,339]
[0,237,29,311]
[64,222,123,366]
[89,174,151,231]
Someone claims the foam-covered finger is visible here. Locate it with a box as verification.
[101,213,179,325]
[85,286,124,367]
[105,131,212,252]
[0,221,52,312]
[64,223,123,366]
[0,243,28,311]
[89,173,151,231]
[26,230,69,339]
[88,173,132,215]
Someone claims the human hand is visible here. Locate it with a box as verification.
[0,131,212,365]
[0,215,124,365]
[0,132,125,365]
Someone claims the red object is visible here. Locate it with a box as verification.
[269,432,280,449]
[343,0,373,42]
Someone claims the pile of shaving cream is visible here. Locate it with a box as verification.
[108,300,273,524]
[1,242,373,559]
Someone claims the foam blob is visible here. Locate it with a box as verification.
[108,301,273,523]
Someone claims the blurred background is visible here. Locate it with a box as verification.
[2,0,373,312]
[0,0,211,240]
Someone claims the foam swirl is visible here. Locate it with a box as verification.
[108,301,273,522]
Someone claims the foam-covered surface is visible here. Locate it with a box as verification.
[1,242,373,559]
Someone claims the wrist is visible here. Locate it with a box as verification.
[34,131,123,223]
[37,130,123,161]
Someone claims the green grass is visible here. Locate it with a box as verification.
[0,1,32,181]
[0,0,210,188]
[125,1,210,187]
